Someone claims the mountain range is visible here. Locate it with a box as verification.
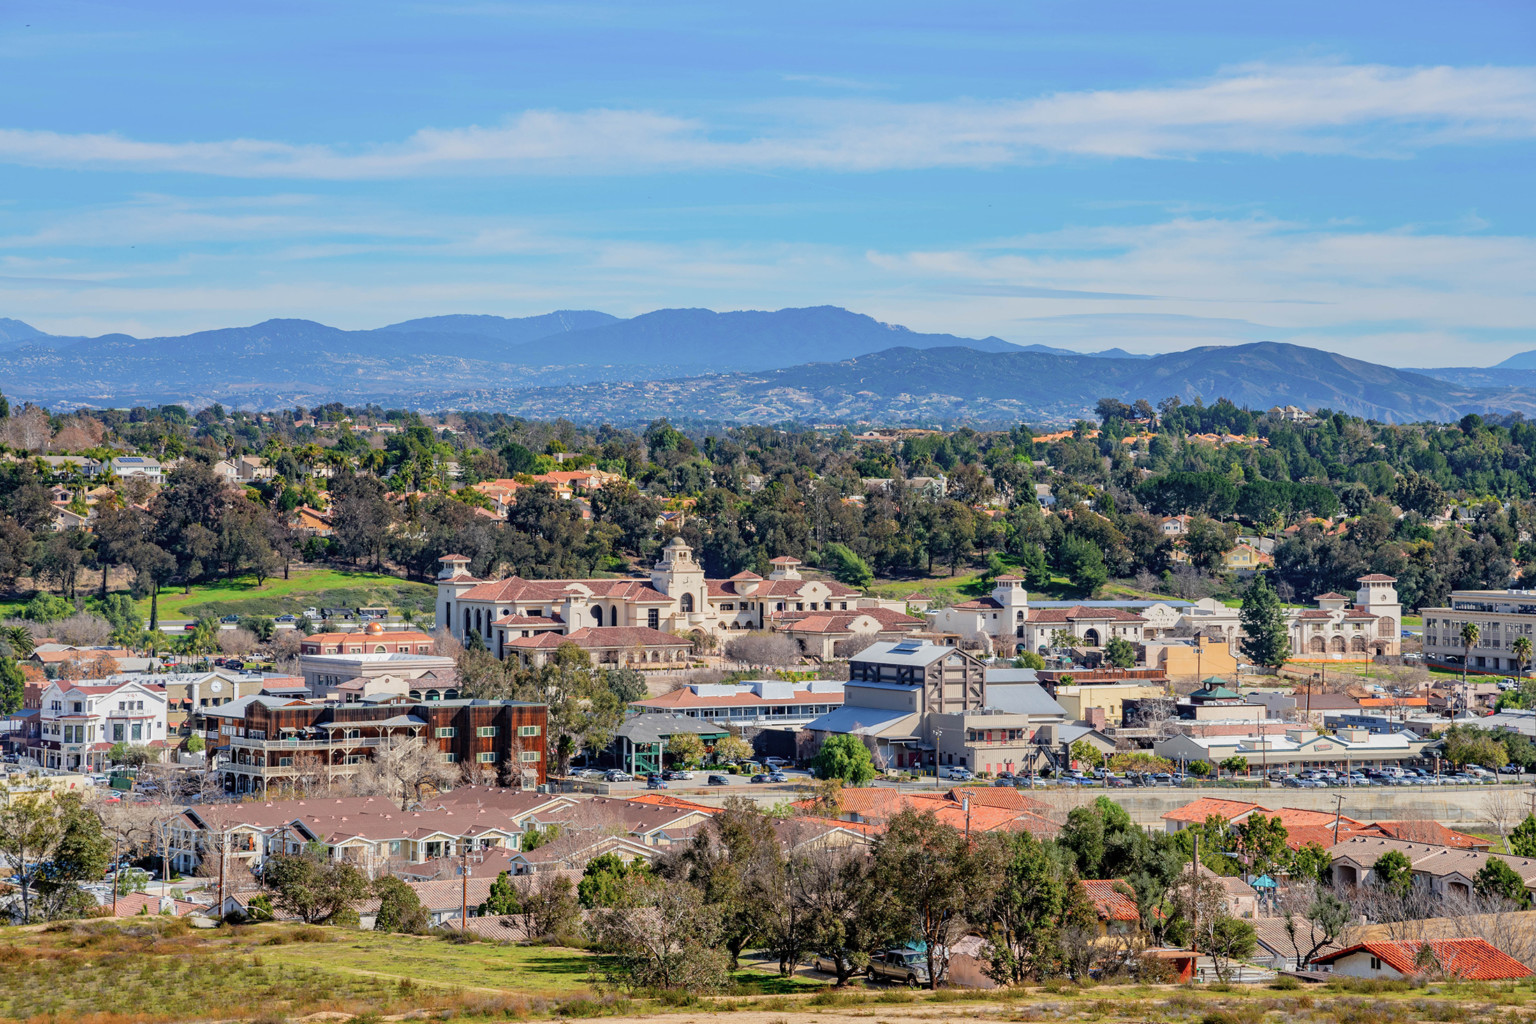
[1,305,1534,425]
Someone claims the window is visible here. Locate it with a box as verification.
[131,724,142,741]
[519,751,540,762]
[518,725,541,737]
[647,609,659,630]
[440,752,458,763]
[1369,957,1382,970]
[112,724,124,742]
[477,726,498,737]
[278,757,293,767]
[476,751,497,763]
[435,727,456,738]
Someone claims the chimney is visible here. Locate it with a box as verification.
[1084,707,1107,731]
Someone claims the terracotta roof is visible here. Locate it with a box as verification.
[1313,939,1531,980]
[707,577,861,599]
[1314,592,1349,600]
[506,626,691,651]
[625,794,721,814]
[1027,606,1146,623]
[439,554,469,561]
[302,630,433,646]
[1368,821,1489,849]
[490,614,564,627]
[951,597,1004,610]
[1161,797,1264,823]
[1356,574,1398,583]
[105,892,205,918]
[1080,879,1140,922]
[729,571,762,581]
[1296,609,1333,620]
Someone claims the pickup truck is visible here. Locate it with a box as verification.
[867,949,932,987]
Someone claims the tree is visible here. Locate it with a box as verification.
[821,543,873,589]
[0,658,23,715]
[873,809,1000,988]
[1219,754,1250,780]
[1187,760,1212,778]
[1069,738,1104,769]
[363,736,458,810]
[811,734,877,785]
[1059,534,1107,595]
[579,852,650,908]
[510,871,580,941]
[1283,888,1351,968]
[372,874,430,933]
[666,731,704,767]
[663,800,783,969]
[1373,849,1413,900]
[1514,635,1533,680]
[262,846,372,924]
[712,733,753,765]
[1289,841,1333,885]
[723,632,802,668]
[591,872,730,992]
[1204,915,1257,981]
[1461,621,1481,688]
[980,830,1077,984]
[480,869,520,916]
[1232,812,1288,880]
[1103,636,1136,669]
[1239,576,1291,671]
[0,788,107,923]
[1509,814,1536,858]
[1474,856,1532,908]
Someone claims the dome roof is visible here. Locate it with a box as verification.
[365,621,385,635]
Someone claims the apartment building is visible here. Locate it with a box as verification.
[1421,590,1536,672]
[34,678,170,770]
[205,695,548,796]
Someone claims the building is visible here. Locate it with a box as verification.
[501,625,692,669]
[1330,837,1536,899]
[298,651,457,694]
[1422,589,1536,673]
[611,715,731,775]
[93,455,162,483]
[628,679,845,728]
[438,540,860,656]
[930,575,1400,660]
[1155,726,1431,772]
[108,668,280,740]
[1311,939,1531,981]
[34,678,170,771]
[205,695,548,796]
[299,623,436,656]
[1080,879,1143,940]
[767,607,924,659]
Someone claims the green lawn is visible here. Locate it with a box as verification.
[140,568,436,621]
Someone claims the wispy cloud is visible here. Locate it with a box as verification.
[1,62,1532,178]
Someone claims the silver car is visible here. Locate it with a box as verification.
[867,949,932,987]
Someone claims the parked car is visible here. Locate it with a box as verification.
[767,771,788,783]
[220,615,240,624]
[994,771,1015,783]
[646,776,668,790]
[867,949,932,987]
[940,766,974,781]
[764,757,792,768]
[707,774,731,786]
[810,950,860,977]
[750,773,770,784]
[604,769,634,783]
[275,614,297,623]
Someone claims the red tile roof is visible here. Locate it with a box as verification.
[1080,879,1140,922]
[1356,574,1398,583]
[1313,939,1530,980]
[1026,606,1146,623]
[1367,821,1489,849]
[505,626,692,651]
[1161,797,1264,823]
[626,794,721,814]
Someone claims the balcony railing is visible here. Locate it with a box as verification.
[228,736,384,751]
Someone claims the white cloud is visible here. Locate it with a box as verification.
[0,61,1532,178]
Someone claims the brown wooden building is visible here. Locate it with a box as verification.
[209,696,547,796]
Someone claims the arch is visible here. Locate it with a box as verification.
[1372,643,1387,657]
[1016,626,1024,639]
[445,689,459,700]
[592,606,604,627]
[680,593,695,613]
[1017,610,1025,621]
[1081,628,1101,647]
[374,645,386,654]
[1378,617,1396,638]
[1309,636,1325,653]
[408,690,422,701]
[1350,636,1367,653]
[611,605,620,626]
[1328,635,1346,653]
[475,608,483,633]
[650,650,660,663]
[425,689,441,701]
[463,608,471,635]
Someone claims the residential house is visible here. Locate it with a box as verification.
[1330,837,1536,900]
[93,456,162,483]
[1311,939,1531,981]
[1080,879,1143,940]
[767,607,924,659]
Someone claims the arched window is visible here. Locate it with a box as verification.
[680,593,694,613]
[1378,617,1396,638]
[592,606,604,626]
[463,608,470,634]
[1309,636,1325,653]
[1328,635,1346,653]
[1081,628,1100,647]
[425,689,441,701]
[1350,636,1367,653]
[374,645,386,653]
[409,690,422,700]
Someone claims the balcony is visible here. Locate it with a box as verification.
[228,736,384,751]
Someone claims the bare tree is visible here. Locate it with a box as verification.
[52,612,113,646]
[722,632,802,668]
[270,629,302,661]
[433,627,464,659]
[365,736,458,809]
[831,634,878,660]
[1483,788,1524,848]
[216,628,259,657]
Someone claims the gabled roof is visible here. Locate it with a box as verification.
[1080,879,1140,922]
[1313,939,1530,980]
[1161,797,1263,824]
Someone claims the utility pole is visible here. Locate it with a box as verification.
[460,841,469,931]
[111,833,121,916]
[1191,831,1199,950]
[217,828,226,914]
[964,796,972,843]
[1332,793,1344,846]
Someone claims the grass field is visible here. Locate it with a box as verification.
[4,918,1536,1023]
[140,567,436,622]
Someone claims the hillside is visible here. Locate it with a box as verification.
[432,341,1536,425]
[0,305,1024,409]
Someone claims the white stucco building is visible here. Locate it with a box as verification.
[34,678,170,770]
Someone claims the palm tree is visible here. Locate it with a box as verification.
[1461,621,1481,695]
[1514,635,1533,682]
[0,625,34,660]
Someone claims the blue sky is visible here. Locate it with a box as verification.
[2,0,1534,365]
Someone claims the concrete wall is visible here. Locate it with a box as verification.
[1039,782,1536,831]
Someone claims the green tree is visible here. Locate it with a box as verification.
[811,735,877,785]
[591,872,730,991]
[1013,650,1046,670]
[665,800,784,969]
[1238,576,1291,671]
[712,733,753,764]
[666,731,705,767]
[1510,814,1536,858]
[262,847,372,924]
[980,830,1075,984]
[1219,754,1249,780]
[1289,842,1333,885]
[1232,812,1288,879]
[1474,856,1532,908]
[1461,621,1481,688]
[1069,738,1104,769]
[0,789,108,922]
[1059,534,1107,595]
[1187,760,1212,778]
[0,658,23,715]
[372,875,429,933]
[1103,636,1136,669]
[821,543,873,589]
[1373,849,1413,900]
[1283,890,1351,968]
[579,852,651,908]
[1514,635,1534,680]
[480,870,520,916]
[1204,915,1257,981]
